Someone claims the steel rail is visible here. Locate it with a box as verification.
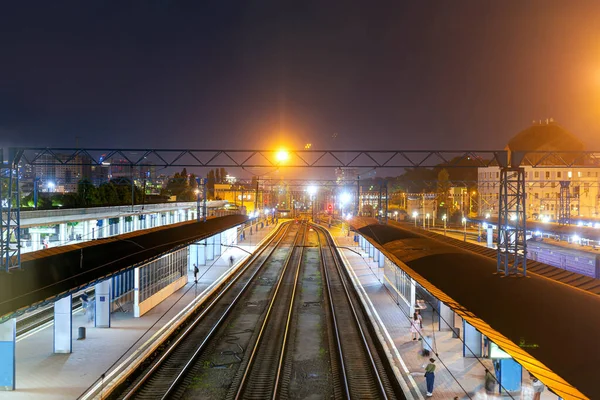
[315,226,351,399]
[314,223,389,399]
[233,223,306,400]
[272,223,307,399]
[119,221,293,400]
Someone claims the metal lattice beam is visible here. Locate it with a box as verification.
[1,148,23,272]
[19,148,508,168]
[496,168,527,276]
[558,181,571,226]
[15,148,600,168]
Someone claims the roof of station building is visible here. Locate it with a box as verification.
[507,121,586,152]
[356,222,595,399]
[0,215,247,320]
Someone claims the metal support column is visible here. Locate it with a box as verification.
[558,180,571,226]
[356,175,360,216]
[384,181,389,224]
[378,185,382,223]
[496,167,527,276]
[0,148,23,272]
[202,178,207,221]
[195,177,201,222]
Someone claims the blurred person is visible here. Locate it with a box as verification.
[424,358,436,397]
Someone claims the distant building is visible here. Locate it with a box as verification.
[214,183,255,213]
[478,121,600,221]
[33,153,83,193]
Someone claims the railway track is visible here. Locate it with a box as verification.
[16,290,93,338]
[113,221,299,400]
[113,221,404,400]
[314,223,402,399]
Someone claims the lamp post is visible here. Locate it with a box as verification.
[307,186,317,222]
[394,211,398,221]
[426,213,430,230]
[195,188,200,222]
[462,217,467,242]
[195,177,208,222]
[413,211,418,227]
[442,214,447,236]
[470,190,477,218]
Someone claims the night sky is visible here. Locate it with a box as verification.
[1,0,600,151]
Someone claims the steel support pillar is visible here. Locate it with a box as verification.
[95,280,111,328]
[0,148,22,272]
[463,320,483,358]
[496,167,527,276]
[0,318,16,391]
[384,182,389,224]
[356,175,361,216]
[559,180,571,226]
[214,233,222,257]
[206,235,215,261]
[54,295,72,353]
[438,301,454,331]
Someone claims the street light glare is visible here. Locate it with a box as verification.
[307,185,317,195]
[340,192,351,205]
[276,149,290,163]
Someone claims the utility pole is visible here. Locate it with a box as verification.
[195,177,201,222]
[422,193,426,229]
[203,178,207,222]
[130,165,135,212]
[254,176,259,214]
[196,177,208,222]
[356,175,360,216]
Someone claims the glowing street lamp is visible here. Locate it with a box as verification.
[442,214,447,235]
[462,217,467,242]
[485,213,491,219]
[275,149,290,163]
[306,186,318,220]
[47,182,55,192]
[394,210,399,221]
[339,192,352,206]
[426,213,430,230]
[412,211,418,227]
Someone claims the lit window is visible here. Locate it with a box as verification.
[568,171,572,178]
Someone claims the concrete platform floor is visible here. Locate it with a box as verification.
[329,224,557,400]
[4,222,277,400]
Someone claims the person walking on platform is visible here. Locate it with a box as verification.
[531,374,545,400]
[416,309,423,329]
[229,255,234,267]
[424,358,436,397]
[411,313,422,340]
[88,298,95,323]
[81,292,89,317]
[193,264,199,284]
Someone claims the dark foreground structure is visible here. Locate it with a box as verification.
[0,215,247,319]
[358,223,596,399]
